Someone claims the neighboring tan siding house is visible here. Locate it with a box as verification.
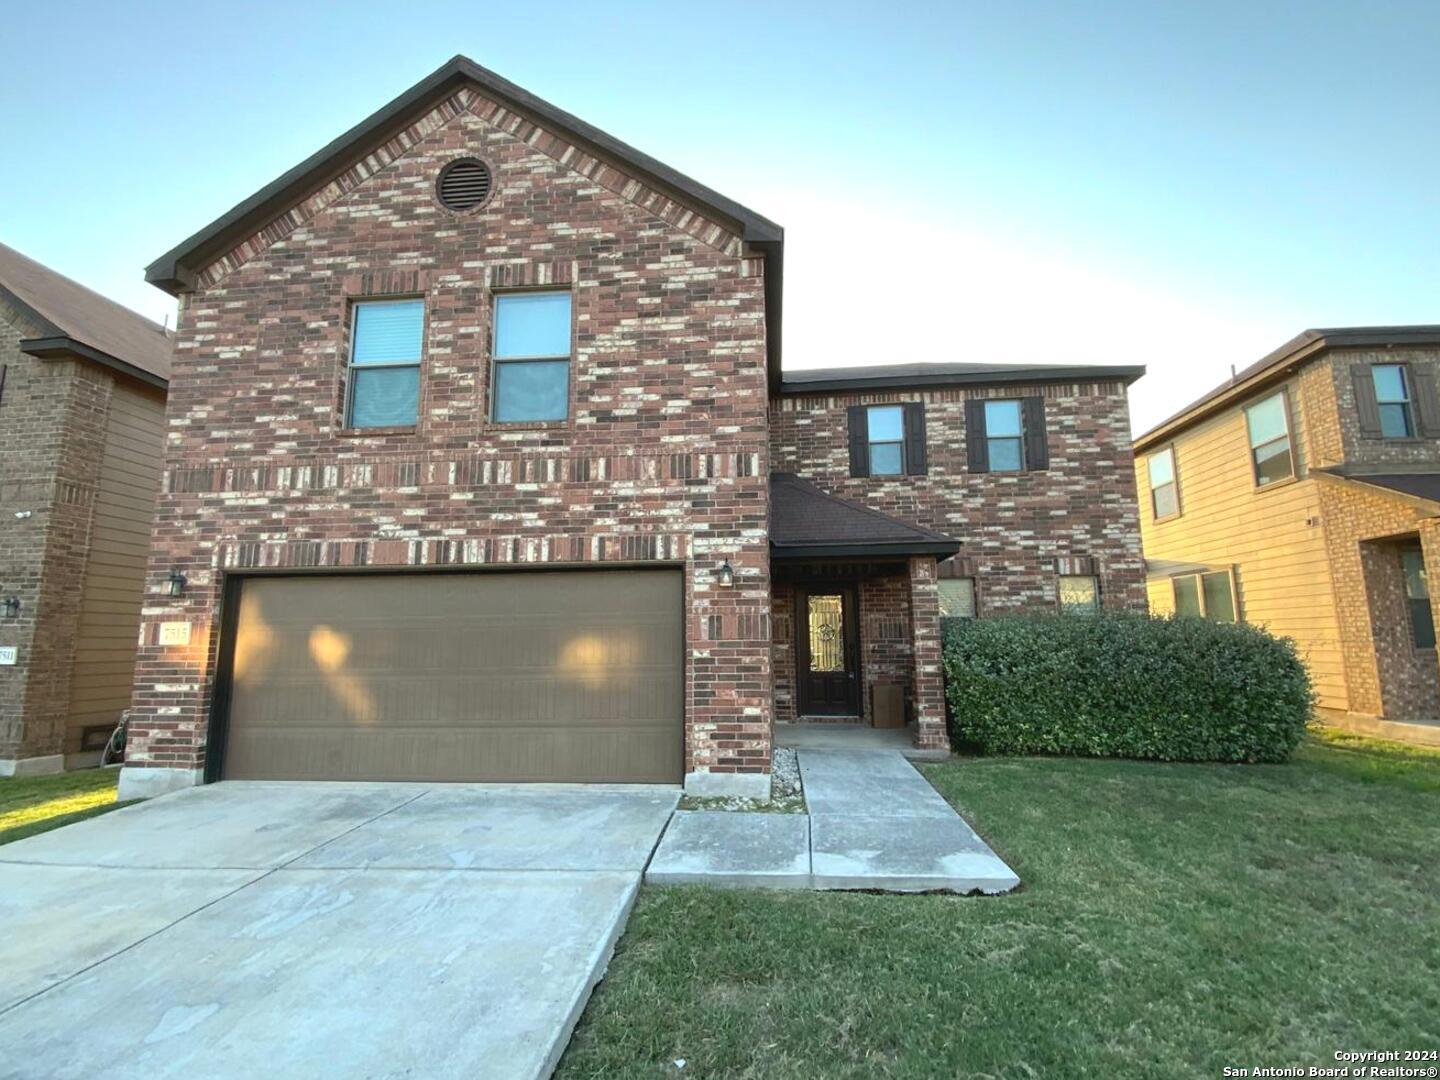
[118,57,1147,800]
[1134,326,1440,746]
[0,243,171,776]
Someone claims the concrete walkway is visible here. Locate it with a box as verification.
[646,749,1019,894]
[0,781,677,1080]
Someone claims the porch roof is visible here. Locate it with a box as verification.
[769,473,961,560]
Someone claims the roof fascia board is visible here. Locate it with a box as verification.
[779,365,1145,396]
[0,283,66,339]
[771,540,962,559]
[20,336,169,390]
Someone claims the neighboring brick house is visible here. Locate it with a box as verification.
[118,57,1147,800]
[1134,326,1440,746]
[0,243,171,776]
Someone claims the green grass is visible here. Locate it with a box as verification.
[0,768,127,846]
[559,733,1440,1078]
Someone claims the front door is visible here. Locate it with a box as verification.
[797,586,860,717]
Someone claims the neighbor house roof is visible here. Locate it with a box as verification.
[779,361,1145,395]
[142,55,785,388]
[1134,325,1440,451]
[0,242,172,387]
[769,472,961,559]
[1319,467,1440,507]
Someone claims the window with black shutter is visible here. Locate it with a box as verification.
[847,403,929,477]
[964,395,1048,473]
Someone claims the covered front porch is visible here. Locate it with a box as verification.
[768,473,960,755]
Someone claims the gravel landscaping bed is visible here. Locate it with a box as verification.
[678,748,805,813]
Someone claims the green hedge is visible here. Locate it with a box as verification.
[943,612,1313,762]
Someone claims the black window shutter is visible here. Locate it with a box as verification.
[1353,366,1383,437]
[964,399,989,473]
[903,402,927,475]
[847,405,869,477]
[1022,396,1049,470]
[1411,367,1440,437]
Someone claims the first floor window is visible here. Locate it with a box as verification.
[347,299,424,428]
[1058,575,1099,613]
[1172,570,1238,622]
[866,405,905,475]
[1147,446,1179,519]
[493,291,572,422]
[1244,392,1295,487]
[938,578,976,619]
[1401,548,1434,649]
[1373,364,1414,438]
[984,400,1024,471]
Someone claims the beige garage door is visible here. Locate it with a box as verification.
[221,570,683,783]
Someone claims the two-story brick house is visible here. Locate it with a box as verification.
[118,57,1148,800]
[1135,326,1440,746]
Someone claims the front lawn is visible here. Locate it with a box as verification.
[0,768,125,845]
[559,732,1440,1078]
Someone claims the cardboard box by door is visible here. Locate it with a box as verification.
[872,682,905,728]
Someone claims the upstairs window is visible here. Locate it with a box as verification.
[1373,365,1414,438]
[492,291,572,422]
[1172,570,1238,622]
[1244,392,1294,488]
[984,401,1024,472]
[965,396,1048,473]
[847,403,927,477]
[866,406,905,475]
[1058,575,1099,613]
[347,299,424,429]
[1401,548,1434,649]
[1147,446,1179,520]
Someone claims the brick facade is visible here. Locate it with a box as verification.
[769,381,1148,613]
[123,86,773,789]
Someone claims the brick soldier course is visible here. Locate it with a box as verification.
[119,57,1149,798]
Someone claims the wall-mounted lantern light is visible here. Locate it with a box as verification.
[2,596,19,619]
[167,569,188,598]
[716,559,735,588]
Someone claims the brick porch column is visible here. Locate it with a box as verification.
[907,555,950,752]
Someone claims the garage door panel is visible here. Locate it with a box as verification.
[223,570,683,783]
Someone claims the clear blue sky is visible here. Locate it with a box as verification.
[4,0,1438,433]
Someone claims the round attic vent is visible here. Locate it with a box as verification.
[436,158,493,212]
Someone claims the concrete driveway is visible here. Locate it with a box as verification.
[0,780,678,1080]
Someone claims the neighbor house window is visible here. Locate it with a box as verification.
[1147,446,1179,520]
[1172,570,1237,622]
[985,400,1024,472]
[492,291,572,422]
[938,578,976,620]
[1373,365,1414,438]
[347,299,424,428]
[1244,392,1295,487]
[866,405,905,475]
[1401,548,1434,649]
[1058,575,1099,613]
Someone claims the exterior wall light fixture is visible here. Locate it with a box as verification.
[167,569,188,598]
[2,596,19,619]
[716,559,735,587]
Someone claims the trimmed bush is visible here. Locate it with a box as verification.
[943,612,1313,762]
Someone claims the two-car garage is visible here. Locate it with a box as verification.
[215,569,684,784]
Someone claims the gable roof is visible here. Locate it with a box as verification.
[0,242,172,387]
[142,56,785,387]
[770,472,961,559]
[1134,325,1440,451]
[780,361,1145,395]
